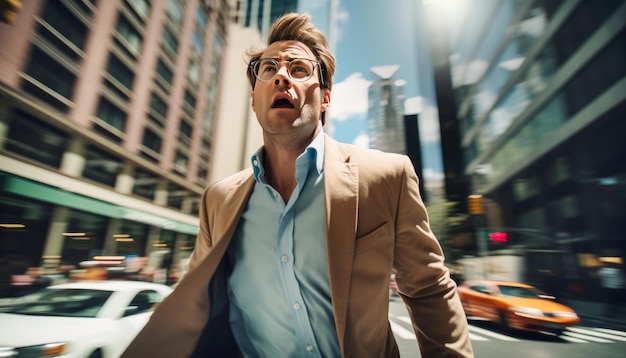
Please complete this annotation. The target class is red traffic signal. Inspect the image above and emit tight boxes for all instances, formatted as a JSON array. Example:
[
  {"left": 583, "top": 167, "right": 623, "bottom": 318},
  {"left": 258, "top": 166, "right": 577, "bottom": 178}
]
[{"left": 489, "top": 231, "right": 508, "bottom": 243}]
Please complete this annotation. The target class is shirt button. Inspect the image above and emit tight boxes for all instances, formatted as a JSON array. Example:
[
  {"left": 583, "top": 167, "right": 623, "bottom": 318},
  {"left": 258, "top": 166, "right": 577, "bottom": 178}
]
[
  {"left": 306, "top": 345, "right": 313, "bottom": 351},
  {"left": 281, "top": 255, "right": 288, "bottom": 262},
  {"left": 293, "top": 302, "right": 300, "bottom": 310},
  {"left": 253, "top": 159, "right": 258, "bottom": 166}
]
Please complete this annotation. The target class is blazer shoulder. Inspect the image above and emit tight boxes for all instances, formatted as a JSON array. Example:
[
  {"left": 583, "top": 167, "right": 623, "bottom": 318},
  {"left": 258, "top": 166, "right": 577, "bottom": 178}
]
[
  {"left": 205, "top": 167, "right": 254, "bottom": 196},
  {"left": 326, "top": 134, "right": 406, "bottom": 165},
  {"left": 337, "top": 141, "right": 408, "bottom": 171}
]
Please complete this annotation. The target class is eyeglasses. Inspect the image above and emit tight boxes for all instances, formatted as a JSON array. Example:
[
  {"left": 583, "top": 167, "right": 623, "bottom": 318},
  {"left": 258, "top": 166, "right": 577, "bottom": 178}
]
[{"left": 249, "top": 58, "right": 323, "bottom": 85}]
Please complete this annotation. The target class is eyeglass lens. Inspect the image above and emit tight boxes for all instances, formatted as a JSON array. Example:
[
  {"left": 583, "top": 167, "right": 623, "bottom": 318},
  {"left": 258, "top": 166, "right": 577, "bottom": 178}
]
[{"left": 254, "top": 59, "right": 316, "bottom": 82}]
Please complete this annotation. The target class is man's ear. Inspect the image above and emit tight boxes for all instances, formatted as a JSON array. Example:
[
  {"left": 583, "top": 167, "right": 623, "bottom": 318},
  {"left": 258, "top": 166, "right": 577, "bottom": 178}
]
[
  {"left": 251, "top": 91, "right": 255, "bottom": 109},
  {"left": 320, "top": 89, "right": 331, "bottom": 112}
]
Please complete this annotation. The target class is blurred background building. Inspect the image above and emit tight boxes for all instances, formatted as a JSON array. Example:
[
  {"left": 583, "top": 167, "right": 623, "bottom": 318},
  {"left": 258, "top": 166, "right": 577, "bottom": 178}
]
[
  {"left": 420, "top": 0, "right": 626, "bottom": 297},
  {"left": 1, "top": 0, "right": 624, "bottom": 304},
  {"left": 367, "top": 64, "right": 407, "bottom": 155},
  {"left": 0, "top": 0, "right": 234, "bottom": 274}
]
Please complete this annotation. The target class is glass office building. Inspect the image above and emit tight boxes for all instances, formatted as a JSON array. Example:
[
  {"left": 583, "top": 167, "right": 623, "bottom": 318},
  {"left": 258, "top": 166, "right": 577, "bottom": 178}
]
[{"left": 426, "top": 0, "right": 625, "bottom": 295}]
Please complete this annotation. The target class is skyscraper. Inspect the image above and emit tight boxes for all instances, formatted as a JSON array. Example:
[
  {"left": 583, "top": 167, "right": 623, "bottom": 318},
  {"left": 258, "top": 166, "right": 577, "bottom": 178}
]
[{"left": 367, "top": 65, "right": 407, "bottom": 154}]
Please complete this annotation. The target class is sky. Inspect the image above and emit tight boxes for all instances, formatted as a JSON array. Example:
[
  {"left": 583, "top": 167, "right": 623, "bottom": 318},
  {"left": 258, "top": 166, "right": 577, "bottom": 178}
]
[{"left": 306, "top": 0, "right": 445, "bottom": 183}]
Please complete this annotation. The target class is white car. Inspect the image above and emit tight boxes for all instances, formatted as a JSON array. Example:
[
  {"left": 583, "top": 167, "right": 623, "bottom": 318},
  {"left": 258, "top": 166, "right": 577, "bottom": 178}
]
[{"left": 0, "top": 280, "right": 173, "bottom": 358}]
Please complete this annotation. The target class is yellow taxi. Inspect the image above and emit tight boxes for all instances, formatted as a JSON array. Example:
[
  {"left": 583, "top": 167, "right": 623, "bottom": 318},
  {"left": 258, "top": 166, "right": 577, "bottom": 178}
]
[{"left": 457, "top": 279, "right": 580, "bottom": 335}]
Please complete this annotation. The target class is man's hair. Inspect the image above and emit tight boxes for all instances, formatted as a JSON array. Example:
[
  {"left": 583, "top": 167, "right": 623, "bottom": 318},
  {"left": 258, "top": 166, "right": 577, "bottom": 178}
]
[{"left": 246, "top": 13, "right": 336, "bottom": 93}]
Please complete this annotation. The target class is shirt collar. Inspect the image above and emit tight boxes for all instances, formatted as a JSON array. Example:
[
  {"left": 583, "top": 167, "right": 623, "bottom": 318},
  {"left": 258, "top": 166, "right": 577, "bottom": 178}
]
[{"left": 251, "top": 130, "right": 325, "bottom": 183}]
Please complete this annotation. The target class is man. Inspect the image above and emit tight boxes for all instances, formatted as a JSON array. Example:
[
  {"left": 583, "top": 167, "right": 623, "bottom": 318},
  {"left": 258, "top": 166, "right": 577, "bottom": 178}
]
[{"left": 121, "top": 13, "right": 473, "bottom": 358}]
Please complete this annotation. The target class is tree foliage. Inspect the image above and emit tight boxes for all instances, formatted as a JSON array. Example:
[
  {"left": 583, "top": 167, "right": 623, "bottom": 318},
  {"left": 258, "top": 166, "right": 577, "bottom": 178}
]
[{"left": 425, "top": 195, "right": 471, "bottom": 261}]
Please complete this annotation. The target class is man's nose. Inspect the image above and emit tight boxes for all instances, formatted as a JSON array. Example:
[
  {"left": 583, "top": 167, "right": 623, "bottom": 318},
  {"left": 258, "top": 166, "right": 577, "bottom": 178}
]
[{"left": 273, "top": 66, "right": 292, "bottom": 87}]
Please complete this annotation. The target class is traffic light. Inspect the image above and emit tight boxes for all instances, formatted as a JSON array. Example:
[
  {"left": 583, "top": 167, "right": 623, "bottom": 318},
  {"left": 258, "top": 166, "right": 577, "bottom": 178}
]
[
  {"left": 467, "top": 194, "right": 484, "bottom": 215},
  {"left": 0, "top": 0, "right": 21, "bottom": 24},
  {"left": 489, "top": 231, "right": 508, "bottom": 243}
]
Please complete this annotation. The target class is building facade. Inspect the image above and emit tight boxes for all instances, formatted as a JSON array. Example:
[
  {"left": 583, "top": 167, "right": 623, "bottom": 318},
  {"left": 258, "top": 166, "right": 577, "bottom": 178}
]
[
  {"left": 0, "top": 0, "right": 232, "bottom": 276},
  {"left": 424, "top": 0, "right": 626, "bottom": 296}
]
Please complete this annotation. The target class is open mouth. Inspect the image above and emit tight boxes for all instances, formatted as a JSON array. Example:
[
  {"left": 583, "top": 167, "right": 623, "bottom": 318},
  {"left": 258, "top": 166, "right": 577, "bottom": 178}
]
[{"left": 271, "top": 97, "right": 295, "bottom": 108}]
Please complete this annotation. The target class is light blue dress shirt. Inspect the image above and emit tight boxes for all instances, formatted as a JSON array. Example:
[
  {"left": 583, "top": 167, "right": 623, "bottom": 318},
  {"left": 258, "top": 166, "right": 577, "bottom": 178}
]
[{"left": 226, "top": 132, "right": 341, "bottom": 358}]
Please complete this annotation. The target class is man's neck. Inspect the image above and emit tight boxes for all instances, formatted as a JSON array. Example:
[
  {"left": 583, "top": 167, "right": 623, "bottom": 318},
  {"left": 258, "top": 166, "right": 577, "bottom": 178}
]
[{"left": 267, "top": 133, "right": 321, "bottom": 200}]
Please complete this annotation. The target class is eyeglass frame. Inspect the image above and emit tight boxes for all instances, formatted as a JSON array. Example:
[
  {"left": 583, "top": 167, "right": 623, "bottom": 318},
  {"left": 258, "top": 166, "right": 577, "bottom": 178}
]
[{"left": 248, "top": 57, "right": 325, "bottom": 87}]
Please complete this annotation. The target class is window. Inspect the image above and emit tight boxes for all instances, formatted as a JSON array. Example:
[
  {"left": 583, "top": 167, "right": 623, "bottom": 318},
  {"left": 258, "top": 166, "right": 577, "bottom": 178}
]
[
  {"left": 192, "top": 32, "right": 203, "bottom": 55},
  {"left": 162, "top": 26, "right": 179, "bottom": 55},
  {"left": 83, "top": 146, "right": 120, "bottom": 187},
  {"left": 156, "top": 58, "right": 173, "bottom": 84},
  {"left": 195, "top": 6, "right": 207, "bottom": 29},
  {"left": 179, "top": 120, "right": 192, "bottom": 139},
  {"left": 184, "top": 89, "right": 196, "bottom": 108},
  {"left": 23, "top": 47, "right": 76, "bottom": 108},
  {"left": 167, "top": 0, "right": 184, "bottom": 25},
  {"left": 63, "top": 210, "right": 109, "bottom": 264},
  {"left": 4, "top": 111, "right": 67, "bottom": 168},
  {"left": 39, "top": 1, "right": 88, "bottom": 51},
  {"left": 124, "top": 290, "right": 161, "bottom": 317},
  {"left": 132, "top": 168, "right": 158, "bottom": 200},
  {"left": 142, "top": 128, "right": 162, "bottom": 153},
  {"left": 115, "top": 15, "right": 142, "bottom": 55},
  {"left": 127, "top": 0, "right": 150, "bottom": 19},
  {"left": 167, "top": 183, "right": 185, "bottom": 209},
  {"left": 149, "top": 92, "right": 168, "bottom": 118},
  {"left": 95, "top": 97, "right": 127, "bottom": 132},
  {"left": 187, "top": 60, "right": 200, "bottom": 85},
  {"left": 174, "top": 151, "right": 188, "bottom": 175},
  {"left": 200, "top": 139, "right": 210, "bottom": 157},
  {"left": 106, "top": 54, "right": 135, "bottom": 91},
  {"left": 116, "top": 220, "right": 149, "bottom": 256}
]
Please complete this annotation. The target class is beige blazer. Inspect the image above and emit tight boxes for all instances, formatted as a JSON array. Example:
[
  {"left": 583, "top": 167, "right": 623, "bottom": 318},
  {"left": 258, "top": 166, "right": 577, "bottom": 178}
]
[{"left": 121, "top": 135, "right": 473, "bottom": 358}]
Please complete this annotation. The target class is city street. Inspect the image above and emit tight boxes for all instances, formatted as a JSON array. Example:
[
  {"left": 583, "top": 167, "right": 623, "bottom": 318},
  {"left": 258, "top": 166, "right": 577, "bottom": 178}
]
[{"left": 389, "top": 298, "right": 626, "bottom": 357}]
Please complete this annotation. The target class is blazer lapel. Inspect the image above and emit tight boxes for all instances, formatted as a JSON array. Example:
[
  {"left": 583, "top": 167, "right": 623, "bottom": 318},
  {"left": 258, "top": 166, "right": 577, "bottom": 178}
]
[
  {"left": 122, "top": 171, "right": 255, "bottom": 358},
  {"left": 323, "top": 135, "right": 358, "bottom": 347}
]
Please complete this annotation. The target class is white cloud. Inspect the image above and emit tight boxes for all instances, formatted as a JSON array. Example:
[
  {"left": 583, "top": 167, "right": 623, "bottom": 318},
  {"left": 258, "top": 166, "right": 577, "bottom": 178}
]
[
  {"left": 327, "top": 72, "right": 372, "bottom": 122},
  {"left": 420, "top": 106, "right": 441, "bottom": 144},
  {"left": 404, "top": 96, "right": 440, "bottom": 144},
  {"left": 422, "top": 168, "right": 444, "bottom": 183},
  {"left": 404, "top": 96, "right": 423, "bottom": 115},
  {"left": 353, "top": 133, "right": 369, "bottom": 148},
  {"left": 336, "top": 8, "right": 349, "bottom": 23}
]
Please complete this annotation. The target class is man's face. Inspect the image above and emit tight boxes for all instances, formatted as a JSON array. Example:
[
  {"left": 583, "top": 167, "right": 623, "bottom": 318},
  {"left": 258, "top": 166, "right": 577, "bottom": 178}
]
[{"left": 251, "top": 40, "right": 330, "bottom": 137}]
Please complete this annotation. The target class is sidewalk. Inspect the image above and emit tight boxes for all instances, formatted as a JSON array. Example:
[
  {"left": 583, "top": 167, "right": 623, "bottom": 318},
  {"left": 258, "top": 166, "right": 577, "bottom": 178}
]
[{"left": 563, "top": 298, "right": 626, "bottom": 331}]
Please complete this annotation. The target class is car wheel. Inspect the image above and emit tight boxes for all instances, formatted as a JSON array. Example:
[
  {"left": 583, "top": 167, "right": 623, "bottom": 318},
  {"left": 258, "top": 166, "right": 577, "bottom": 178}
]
[
  {"left": 87, "top": 349, "right": 103, "bottom": 358},
  {"left": 498, "top": 310, "right": 510, "bottom": 332}
]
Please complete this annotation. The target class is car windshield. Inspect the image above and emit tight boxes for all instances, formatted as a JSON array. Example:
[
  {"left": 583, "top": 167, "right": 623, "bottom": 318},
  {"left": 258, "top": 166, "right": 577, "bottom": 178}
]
[
  {"left": 498, "top": 285, "right": 543, "bottom": 298},
  {"left": 0, "top": 288, "right": 113, "bottom": 318}
]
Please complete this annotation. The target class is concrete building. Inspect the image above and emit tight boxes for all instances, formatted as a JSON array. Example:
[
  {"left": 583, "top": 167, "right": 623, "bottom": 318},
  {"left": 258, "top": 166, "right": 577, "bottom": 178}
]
[{"left": 0, "top": 0, "right": 232, "bottom": 273}]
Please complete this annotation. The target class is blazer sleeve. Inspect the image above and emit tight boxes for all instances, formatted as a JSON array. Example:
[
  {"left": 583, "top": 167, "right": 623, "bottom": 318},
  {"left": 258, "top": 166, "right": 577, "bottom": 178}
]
[
  {"left": 394, "top": 156, "right": 474, "bottom": 357},
  {"left": 186, "top": 188, "right": 213, "bottom": 274}
]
